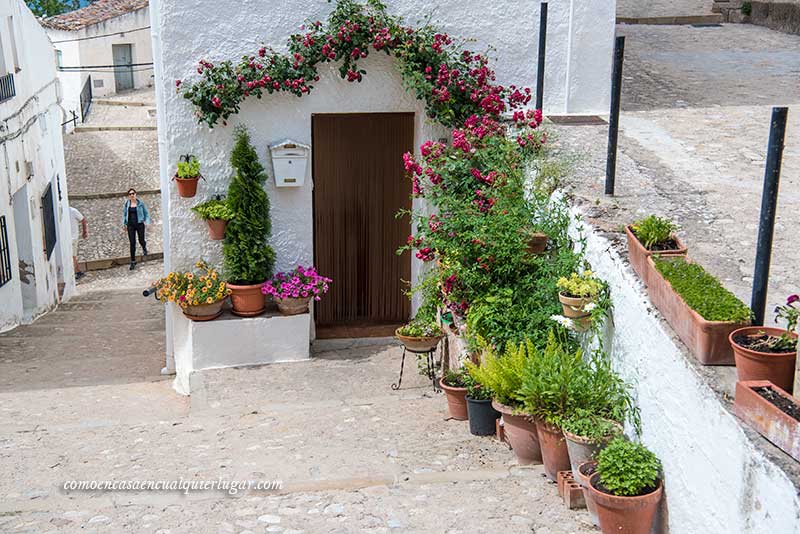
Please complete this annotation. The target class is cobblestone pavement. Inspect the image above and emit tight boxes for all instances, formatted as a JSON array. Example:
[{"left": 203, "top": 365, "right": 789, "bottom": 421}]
[{"left": 617, "top": 0, "right": 713, "bottom": 18}]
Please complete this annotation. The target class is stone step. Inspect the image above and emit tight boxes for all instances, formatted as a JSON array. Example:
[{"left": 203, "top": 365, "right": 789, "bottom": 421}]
[
  {"left": 94, "top": 99, "right": 152, "bottom": 107},
  {"left": 616, "top": 14, "right": 723, "bottom": 25},
  {"left": 74, "top": 125, "right": 157, "bottom": 132}
]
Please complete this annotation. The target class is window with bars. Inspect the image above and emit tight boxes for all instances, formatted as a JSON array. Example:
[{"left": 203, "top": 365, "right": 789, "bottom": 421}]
[{"left": 0, "top": 215, "right": 11, "bottom": 288}]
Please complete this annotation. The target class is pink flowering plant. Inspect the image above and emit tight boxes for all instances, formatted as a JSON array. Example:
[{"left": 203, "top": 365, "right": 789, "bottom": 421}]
[
  {"left": 773, "top": 294, "right": 800, "bottom": 351},
  {"left": 177, "top": 0, "right": 531, "bottom": 128},
  {"left": 261, "top": 266, "right": 332, "bottom": 301}
]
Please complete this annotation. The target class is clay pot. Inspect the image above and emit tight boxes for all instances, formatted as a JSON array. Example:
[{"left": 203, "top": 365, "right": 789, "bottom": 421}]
[
  {"left": 227, "top": 282, "right": 266, "bottom": 317},
  {"left": 576, "top": 461, "right": 600, "bottom": 527},
  {"left": 440, "top": 379, "right": 468, "bottom": 420},
  {"left": 524, "top": 231, "right": 548, "bottom": 255},
  {"left": 174, "top": 175, "right": 200, "bottom": 198},
  {"left": 276, "top": 296, "right": 311, "bottom": 316},
  {"left": 625, "top": 225, "right": 687, "bottom": 288},
  {"left": 558, "top": 292, "right": 592, "bottom": 319},
  {"left": 535, "top": 419, "right": 571, "bottom": 481},
  {"left": 182, "top": 300, "right": 224, "bottom": 322},
  {"left": 466, "top": 397, "right": 499, "bottom": 436},
  {"left": 492, "top": 401, "right": 542, "bottom": 465},
  {"left": 730, "top": 326, "right": 798, "bottom": 393},
  {"left": 395, "top": 330, "right": 442, "bottom": 352},
  {"left": 206, "top": 219, "right": 227, "bottom": 240},
  {"left": 588, "top": 473, "right": 663, "bottom": 534},
  {"left": 564, "top": 423, "right": 621, "bottom": 480}
]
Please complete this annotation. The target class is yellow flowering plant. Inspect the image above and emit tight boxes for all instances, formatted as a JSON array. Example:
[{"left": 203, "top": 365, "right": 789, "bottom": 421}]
[
  {"left": 153, "top": 261, "right": 231, "bottom": 308},
  {"left": 557, "top": 270, "right": 602, "bottom": 299}
]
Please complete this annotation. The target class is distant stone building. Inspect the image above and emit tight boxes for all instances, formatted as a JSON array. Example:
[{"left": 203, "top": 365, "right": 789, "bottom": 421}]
[
  {"left": 41, "top": 0, "right": 152, "bottom": 130},
  {"left": 0, "top": 0, "right": 74, "bottom": 332}
]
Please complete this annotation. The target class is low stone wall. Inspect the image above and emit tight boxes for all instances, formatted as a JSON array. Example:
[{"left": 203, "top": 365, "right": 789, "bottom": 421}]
[
  {"left": 714, "top": 0, "right": 800, "bottom": 34},
  {"left": 573, "top": 209, "right": 800, "bottom": 533}
]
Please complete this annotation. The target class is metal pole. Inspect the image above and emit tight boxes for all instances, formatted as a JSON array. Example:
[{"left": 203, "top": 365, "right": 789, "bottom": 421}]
[
  {"left": 535, "top": 2, "right": 548, "bottom": 111},
  {"left": 605, "top": 36, "right": 625, "bottom": 196},
  {"left": 751, "top": 107, "right": 788, "bottom": 326}
]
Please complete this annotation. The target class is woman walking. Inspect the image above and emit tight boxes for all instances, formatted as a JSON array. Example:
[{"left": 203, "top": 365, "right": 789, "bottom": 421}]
[{"left": 122, "top": 188, "right": 150, "bottom": 270}]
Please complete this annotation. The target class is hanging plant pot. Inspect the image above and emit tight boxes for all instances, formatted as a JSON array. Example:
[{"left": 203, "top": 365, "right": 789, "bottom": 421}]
[
  {"left": 522, "top": 230, "right": 548, "bottom": 255},
  {"left": 466, "top": 397, "right": 499, "bottom": 436},
  {"left": 558, "top": 292, "right": 593, "bottom": 319},
  {"left": 492, "top": 401, "right": 542, "bottom": 465},
  {"left": 276, "top": 296, "right": 312, "bottom": 316},
  {"left": 588, "top": 473, "right": 663, "bottom": 534},
  {"left": 535, "top": 419, "right": 571, "bottom": 481},
  {"left": 730, "top": 326, "right": 798, "bottom": 393},
  {"left": 174, "top": 175, "right": 202, "bottom": 198},
  {"left": 440, "top": 379, "right": 468, "bottom": 420},
  {"left": 227, "top": 281, "right": 266, "bottom": 317},
  {"left": 206, "top": 219, "right": 228, "bottom": 240},
  {"left": 182, "top": 300, "right": 225, "bottom": 322},
  {"left": 395, "top": 330, "right": 442, "bottom": 352}
]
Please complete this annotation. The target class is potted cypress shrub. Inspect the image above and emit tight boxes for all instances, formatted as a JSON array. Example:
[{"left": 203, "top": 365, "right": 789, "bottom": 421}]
[
  {"left": 625, "top": 215, "right": 687, "bottom": 287},
  {"left": 466, "top": 340, "right": 542, "bottom": 465},
  {"left": 192, "top": 198, "right": 234, "bottom": 240},
  {"left": 174, "top": 154, "right": 203, "bottom": 198},
  {"left": 224, "top": 126, "right": 276, "bottom": 316},
  {"left": 729, "top": 294, "right": 799, "bottom": 392},
  {"left": 440, "top": 368, "right": 469, "bottom": 421},
  {"left": 588, "top": 438, "right": 663, "bottom": 534},
  {"left": 463, "top": 371, "right": 499, "bottom": 436}
]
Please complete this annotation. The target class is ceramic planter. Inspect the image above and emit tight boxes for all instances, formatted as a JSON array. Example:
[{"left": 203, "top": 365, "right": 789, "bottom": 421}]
[
  {"left": 734, "top": 380, "right": 800, "bottom": 462},
  {"left": 646, "top": 256, "right": 750, "bottom": 365},
  {"left": 564, "top": 423, "right": 621, "bottom": 481},
  {"left": 174, "top": 175, "right": 200, "bottom": 198},
  {"left": 535, "top": 419, "right": 571, "bottom": 481},
  {"left": 395, "top": 330, "right": 442, "bottom": 352},
  {"left": 492, "top": 401, "right": 542, "bottom": 465},
  {"left": 625, "top": 225, "right": 687, "bottom": 288},
  {"left": 588, "top": 473, "right": 662, "bottom": 534},
  {"left": 730, "top": 327, "right": 797, "bottom": 393},
  {"left": 576, "top": 461, "right": 600, "bottom": 527},
  {"left": 440, "top": 379, "right": 468, "bottom": 420},
  {"left": 227, "top": 281, "right": 266, "bottom": 317},
  {"left": 276, "top": 296, "right": 311, "bottom": 316},
  {"left": 206, "top": 219, "right": 227, "bottom": 240},
  {"left": 524, "top": 231, "right": 548, "bottom": 255},
  {"left": 182, "top": 300, "right": 224, "bottom": 321},
  {"left": 466, "top": 397, "right": 499, "bottom": 436}
]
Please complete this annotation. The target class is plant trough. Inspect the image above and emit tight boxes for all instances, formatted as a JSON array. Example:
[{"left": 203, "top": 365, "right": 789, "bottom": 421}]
[
  {"left": 625, "top": 224, "right": 687, "bottom": 288},
  {"left": 734, "top": 380, "right": 800, "bottom": 462}
]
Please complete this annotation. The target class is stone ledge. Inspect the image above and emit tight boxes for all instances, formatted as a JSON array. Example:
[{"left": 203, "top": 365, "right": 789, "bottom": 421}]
[{"left": 616, "top": 14, "right": 724, "bottom": 24}]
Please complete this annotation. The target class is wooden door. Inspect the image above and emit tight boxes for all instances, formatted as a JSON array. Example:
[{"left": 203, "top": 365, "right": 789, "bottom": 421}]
[
  {"left": 112, "top": 44, "right": 134, "bottom": 92},
  {"left": 313, "top": 113, "right": 414, "bottom": 338}
]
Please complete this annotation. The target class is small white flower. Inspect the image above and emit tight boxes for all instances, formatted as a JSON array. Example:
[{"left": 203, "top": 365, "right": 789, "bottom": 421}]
[
  {"left": 583, "top": 302, "right": 597, "bottom": 312},
  {"left": 550, "top": 314, "right": 575, "bottom": 330}
]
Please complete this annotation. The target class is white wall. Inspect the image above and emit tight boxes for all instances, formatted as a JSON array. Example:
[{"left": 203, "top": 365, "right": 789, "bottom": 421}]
[{"left": 0, "top": 0, "right": 74, "bottom": 332}]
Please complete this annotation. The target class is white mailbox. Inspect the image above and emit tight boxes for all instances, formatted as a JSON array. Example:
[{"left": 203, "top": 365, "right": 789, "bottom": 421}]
[{"left": 269, "top": 139, "right": 310, "bottom": 188}]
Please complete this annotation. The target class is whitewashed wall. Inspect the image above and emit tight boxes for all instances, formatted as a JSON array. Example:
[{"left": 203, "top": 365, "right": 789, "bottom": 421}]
[{"left": 0, "top": 0, "right": 74, "bottom": 332}]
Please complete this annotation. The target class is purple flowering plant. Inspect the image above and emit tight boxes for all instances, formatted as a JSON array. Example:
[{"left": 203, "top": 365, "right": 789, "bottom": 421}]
[
  {"left": 261, "top": 265, "right": 332, "bottom": 301},
  {"left": 773, "top": 294, "right": 800, "bottom": 350}
]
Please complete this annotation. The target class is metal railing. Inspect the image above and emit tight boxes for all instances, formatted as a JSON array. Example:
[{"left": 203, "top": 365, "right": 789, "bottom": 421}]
[
  {"left": 0, "top": 72, "right": 15, "bottom": 103},
  {"left": 79, "top": 75, "right": 92, "bottom": 122}
]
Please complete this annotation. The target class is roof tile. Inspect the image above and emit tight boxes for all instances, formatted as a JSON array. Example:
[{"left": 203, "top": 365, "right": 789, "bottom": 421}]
[{"left": 41, "top": 0, "right": 149, "bottom": 31}]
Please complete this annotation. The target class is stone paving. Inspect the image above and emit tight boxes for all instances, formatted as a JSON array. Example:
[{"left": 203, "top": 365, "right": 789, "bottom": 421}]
[{"left": 616, "top": 0, "right": 713, "bottom": 18}]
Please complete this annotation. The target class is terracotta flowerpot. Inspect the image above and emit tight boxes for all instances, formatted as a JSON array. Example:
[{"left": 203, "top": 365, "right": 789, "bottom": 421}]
[
  {"left": 395, "top": 329, "right": 442, "bottom": 352},
  {"left": 206, "top": 219, "right": 227, "bottom": 240},
  {"left": 174, "top": 175, "right": 200, "bottom": 198},
  {"left": 564, "top": 422, "right": 621, "bottom": 480},
  {"left": 734, "top": 380, "right": 800, "bottom": 462},
  {"left": 589, "top": 473, "right": 662, "bottom": 534},
  {"left": 524, "top": 231, "right": 548, "bottom": 255},
  {"left": 576, "top": 461, "right": 600, "bottom": 527},
  {"left": 492, "top": 401, "right": 542, "bottom": 465},
  {"left": 182, "top": 300, "right": 224, "bottom": 321},
  {"left": 535, "top": 419, "right": 571, "bottom": 481},
  {"left": 227, "top": 281, "right": 266, "bottom": 317},
  {"left": 646, "top": 256, "right": 750, "bottom": 365},
  {"left": 466, "top": 397, "right": 500, "bottom": 436},
  {"left": 730, "top": 327, "right": 797, "bottom": 393},
  {"left": 625, "top": 225, "right": 687, "bottom": 288},
  {"left": 440, "top": 379, "right": 468, "bottom": 420},
  {"left": 276, "top": 296, "right": 311, "bottom": 316},
  {"left": 558, "top": 292, "right": 592, "bottom": 319}
]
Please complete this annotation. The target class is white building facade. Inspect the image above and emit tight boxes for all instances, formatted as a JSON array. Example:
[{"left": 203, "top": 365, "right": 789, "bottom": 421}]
[
  {"left": 42, "top": 0, "right": 152, "bottom": 130},
  {"left": 0, "top": 0, "right": 74, "bottom": 332}
]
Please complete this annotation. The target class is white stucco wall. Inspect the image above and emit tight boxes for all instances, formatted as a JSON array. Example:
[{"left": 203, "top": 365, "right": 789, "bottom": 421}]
[
  {"left": 572, "top": 208, "right": 800, "bottom": 533},
  {"left": 0, "top": 0, "right": 74, "bottom": 332}
]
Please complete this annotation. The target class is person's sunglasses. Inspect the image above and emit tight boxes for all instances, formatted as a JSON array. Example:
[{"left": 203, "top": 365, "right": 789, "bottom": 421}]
[{"left": 128, "top": 193, "right": 136, "bottom": 196}]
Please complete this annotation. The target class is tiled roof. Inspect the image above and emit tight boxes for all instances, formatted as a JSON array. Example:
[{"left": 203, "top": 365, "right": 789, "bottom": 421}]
[{"left": 41, "top": 0, "right": 149, "bottom": 31}]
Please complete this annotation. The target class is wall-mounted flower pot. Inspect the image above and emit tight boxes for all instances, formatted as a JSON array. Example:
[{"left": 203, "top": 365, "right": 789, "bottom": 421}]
[
  {"left": 276, "top": 296, "right": 311, "bottom": 316},
  {"left": 588, "top": 473, "right": 662, "bottom": 534},
  {"left": 564, "top": 422, "right": 621, "bottom": 481},
  {"left": 524, "top": 231, "right": 548, "bottom": 255},
  {"left": 227, "top": 282, "right": 266, "bottom": 317},
  {"left": 625, "top": 225, "right": 687, "bottom": 287},
  {"left": 535, "top": 419, "right": 571, "bottom": 481},
  {"left": 174, "top": 175, "right": 200, "bottom": 198},
  {"left": 576, "top": 461, "right": 600, "bottom": 527},
  {"left": 395, "top": 330, "right": 442, "bottom": 352},
  {"left": 206, "top": 219, "right": 227, "bottom": 240},
  {"left": 558, "top": 292, "right": 592, "bottom": 319},
  {"left": 646, "top": 256, "right": 750, "bottom": 365},
  {"left": 492, "top": 401, "right": 542, "bottom": 465},
  {"left": 734, "top": 380, "right": 800, "bottom": 462},
  {"left": 466, "top": 397, "right": 499, "bottom": 436},
  {"left": 182, "top": 300, "right": 224, "bottom": 321},
  {"left": 730, "top": 327, "right": 797, "bottom": 393},
  {"left": 440, "top": 379, "right": 468, "bottom": 420}
]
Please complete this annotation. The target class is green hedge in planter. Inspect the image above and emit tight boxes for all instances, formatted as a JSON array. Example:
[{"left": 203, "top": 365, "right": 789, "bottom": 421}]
[{"left": 653, "top": 256, "right": 751, "bottom": 323}]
